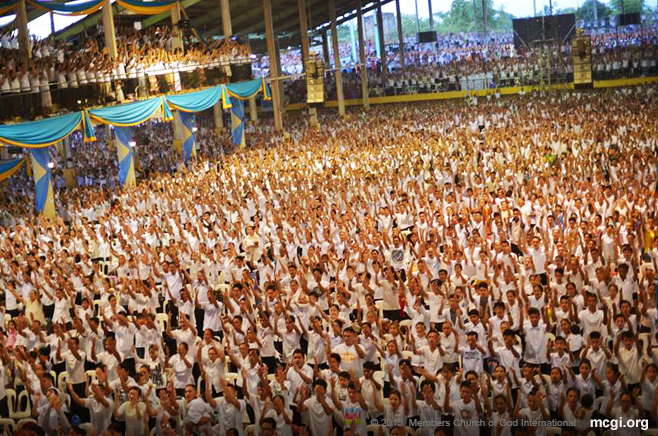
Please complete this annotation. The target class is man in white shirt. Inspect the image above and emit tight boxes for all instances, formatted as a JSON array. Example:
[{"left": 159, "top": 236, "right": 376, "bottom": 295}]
[
  {"left": 57, "top": 337, "right": 88, "bottom": 421},
  {"left": 297, "top": 378, "right": 334, "bottom": 436},
  {"left": 329, "top": 327, "right": 367, "bottom": 378}
]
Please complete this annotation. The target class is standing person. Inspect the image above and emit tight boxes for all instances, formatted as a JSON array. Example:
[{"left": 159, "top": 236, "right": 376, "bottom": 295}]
[
  {"left": 297, "top": 378, "right": 334, "bottom": 436},
  {"left": 113, "top": 387, "right": 149, "bottom": 436},
  {"left": 57, "top": 337, "right": 89, "bottom": 422}
]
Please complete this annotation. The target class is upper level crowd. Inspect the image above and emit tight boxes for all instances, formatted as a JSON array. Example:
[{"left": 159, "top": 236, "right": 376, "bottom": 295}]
[
  {"left": 282, "top": 27, "right": 658, "bottom": 102},
  {"left": 0, "top": 85, "right": 657, "bottom": 436},
  {"left": 0, "top": 25, "right": 251, "bottom": 120}
]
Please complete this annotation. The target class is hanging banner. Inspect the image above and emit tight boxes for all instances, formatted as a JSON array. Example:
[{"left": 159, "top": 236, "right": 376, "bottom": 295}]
[
  {"left": 89, "top": 97, "right": 172, "bottom": 126},
  {"left": 115, "top": 126, "right": 136, "bottom": 188},
  {"left": 0, "top": 112, "right": 94, "bottom": 147},
  {"left": 26, "top": 0, "right": 105, "bottom": 15},
  {"left": 230, "top": 97, "right": 245, "bottom": 148},
  {"left": 0, "top": 158, "right": 27, "bottom": 182},
  {"left": 115, "top": 0, "right": 178, "bottom": 15},
  {"left": 167, "top": 85, "right": 223, "bottom": 113},
  {"left": 28, "top": 148, "right": 56, "bottom": 219},
  {"left": 179, "top": 111, "right": 196, "bottom": 168}
]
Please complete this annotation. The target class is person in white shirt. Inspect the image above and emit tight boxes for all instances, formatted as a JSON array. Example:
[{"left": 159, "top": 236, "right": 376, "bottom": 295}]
[
  {"left": 206, "top": 378, "right": 247, "bottom": 436},
  {"left": 297, "top": 378, "right": 334, "bottom": 436},
  {"left": 57, "top": 337, "right": 88, "bottom": 421}
]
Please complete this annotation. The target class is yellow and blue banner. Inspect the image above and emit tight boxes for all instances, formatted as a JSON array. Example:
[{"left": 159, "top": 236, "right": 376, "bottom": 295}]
[
  {"left": 28, "top": 148, "right": 56, "bottom": 219},
  {"left": 116, "top": 0, "right": 178, "bottom": 14},
  {"left": 0, "top": 158, "right": 27, "bottom": 182},
  {"left": 89, "top": 97, "right": 172, "bottom": 126},
  {"left": 221, "top": 78, "right": 271, "bottom": 110},
  {"left": 26, "top": 0, "right": 105, "bottom": 15},
  {"left": 230, "top": 97, "right": 245, "bottom": 148},
  {"left": 115, "top": 127, "right": 136, "bottom": 188},
  {"left": 179, "top": 112, "right": 196, "bottom": 168},
  {"left": 0, "top": 112, "right": 94, "bottom": 148},
  {"left": 23, "top": 0, "right": 178, "bottom": 16},
  {"left": 168, "top": 86, "right": 224, "bottom": 113}
]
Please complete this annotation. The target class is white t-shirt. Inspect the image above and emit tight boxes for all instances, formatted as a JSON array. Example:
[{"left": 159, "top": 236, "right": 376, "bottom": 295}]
[
  {"left": 452, "top": 399, "right": 480, "bottom": 436},
  {"left": 214, "top": 397, "right": 246, "bottom": 436},
  {"left": 64, "top": 350, "right": 86, "bottom": 384},
  {"left": 332, "top": 343, "right": 364, "bottom": 378},
  {"left": 84, "top": 397, "right": 114, "bottom": 432},
  {"left": 116, "top": 402, "right": 147, "bottom": 436},
  {"left": 303, "top": 396, "right": 333, "bottom": 436}
]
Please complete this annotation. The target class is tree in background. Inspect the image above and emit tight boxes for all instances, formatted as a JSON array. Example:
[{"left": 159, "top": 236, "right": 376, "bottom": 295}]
[{"left": 559, "top": 0, "right": 653, "bottom": 22}]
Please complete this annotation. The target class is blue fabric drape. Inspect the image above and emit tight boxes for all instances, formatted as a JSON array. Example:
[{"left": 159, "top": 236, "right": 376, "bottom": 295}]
[
  {"left": 27, "top": 0, "right": 105, "bottom": 15},
  {"left": 0, "top": 112, "right": 85, "bottom": 147},
  {"left": 230, "top": 97, "right": 245, "bottom": 148},
  {"left": 0, "top": 79, "right": 267, "bottom": 150},
  {"left": 226, "top": 79, "right": 265, "bottom": 99},
  {"left": 179, "top": 112, "right": 196, "bottom": 168},
  {"left": 222, "top": 78, "right": 271, "bottom": 109},
  {"left": 28, "top": 148, "right": 53, "bottom": 215},
  {"left": 89, "top": 97, "right": 172, "bottom": 126},
  {"left": 0, "top": 158, "right": 26, "bottom": 182},
  {"left": 167, "top": 86, "right": 223, "bottom": 113},
  {"left": 115, "top": 127, "right": 136, "bottom": 188}
]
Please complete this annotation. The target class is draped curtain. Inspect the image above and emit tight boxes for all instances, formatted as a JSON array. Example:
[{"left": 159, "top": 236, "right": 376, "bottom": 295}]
[
  {"left": 115, "top": 127, "right": 136, "bottom": 188},
  {"left": 230, "top": 97, "right": 245, "bottom": 148}
]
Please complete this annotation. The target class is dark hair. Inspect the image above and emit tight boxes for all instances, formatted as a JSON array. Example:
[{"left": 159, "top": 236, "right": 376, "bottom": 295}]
[
  {"left": 312, "top": 379, "right": 328, "bottom": 390},
  {"left": 261, "top": 417, "right": 277, "bottom": 430}
]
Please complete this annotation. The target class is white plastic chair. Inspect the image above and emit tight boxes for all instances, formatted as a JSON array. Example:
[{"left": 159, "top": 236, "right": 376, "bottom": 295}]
[
  {"left": 15, "top": 419, "right": 37, "bottom": 429},
  {"left": 0, "top": 418, "right": 15, "bottom": 436},
  {"left": 546, "top": 427, "right": 561, "bottom": 436},
  {"left": 79, "top": 423, "right": 94, "bottom": 436},
  {"left": 57, "top": 371, "right": 69, "bottom": 393},
  {"left": 224, "top": 372, "right": 239, "bottom": 386}
]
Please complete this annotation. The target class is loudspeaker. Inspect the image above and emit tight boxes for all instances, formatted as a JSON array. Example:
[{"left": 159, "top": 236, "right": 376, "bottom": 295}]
[
  {"left": 617, "top": 13, "right": 640, "bottom": 26},
  {"left": 417, "top": 31, "right": 437, "bottom": 43},
  {"left": 513, "top": 14, "right": 576, "bottom": 50},
  {"left": 571, "top": 35, "right": 592, "bottom": 87},
  {"left": 306, "top": 57, "right": 325, "bottom": 104},
  {"left": 230, "top": 64, "right": 253, "bottom": 83}
]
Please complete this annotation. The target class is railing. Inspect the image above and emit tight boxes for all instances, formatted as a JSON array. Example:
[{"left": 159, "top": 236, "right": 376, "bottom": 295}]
[{"left": 0, "top": 57, "right": 253, "bottom": 122}]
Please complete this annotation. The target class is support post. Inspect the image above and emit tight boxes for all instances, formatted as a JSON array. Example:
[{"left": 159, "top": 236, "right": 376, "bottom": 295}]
[
  {"left": 263, "top": 0, "right": 283, "bottom": 130},
  {"left": 395, "top": 0, "right": 405, "bottom": 71},
  {"left": 249, "top": 97, "right": 258, "bottom": 123},
  {"left": 17, "top": 0, "right": 30, "bottom": 62},
  {"left": 329, "top": 0, "right": 345, "bottom": 117},
  {"left": 101, "top": 0, "right": 118, "bottom": 58},
  {"left": 482, "top": 0, "right": 487, "bottom": 37},
  {"left": 171, "top": 1, "right": 181, "bottom": 36},
  {"left": 322, "top": 30, "right": 331, "bottom": 65},
  {"left": 172, "top": 110, "right": 184, "bottom": 158},
  {"left": 213, "top": 101, "right": 224, "bottom": 134},
  {"left": 428, "top": 0, "right": 434, "bottom": 30},
  {"left": 376, "top": 0, "right": 387, "bottom": 74},
  {"left": 221, "top": 0, "right": 232, "bottom": 37},
  {"left": 357, "top": 0, "right": 369, "bottom": 109},
  {"left": 297, "top": 0, "right": 310, "bottom": 67}
]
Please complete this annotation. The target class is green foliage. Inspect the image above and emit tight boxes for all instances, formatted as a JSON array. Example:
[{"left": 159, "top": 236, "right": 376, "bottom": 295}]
[{"left": 334, "top": 0, "right": 515, "bottom": 47}]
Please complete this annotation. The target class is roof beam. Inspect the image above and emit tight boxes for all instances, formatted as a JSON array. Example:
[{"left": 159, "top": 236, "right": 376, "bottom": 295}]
[{"left": 203, "top": 0, "right": 319, "bottom": 39}]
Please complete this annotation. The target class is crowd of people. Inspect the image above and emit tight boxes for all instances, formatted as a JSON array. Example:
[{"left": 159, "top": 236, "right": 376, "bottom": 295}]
[
  {"left": 0, "top": 24, "right": 251, "bottom": 120},
  {"left": 1, "top": 84, "right": 658, "bottom": 436},
  {"left": 283, "top": 26, "right": 658, "bottom": 103}
]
